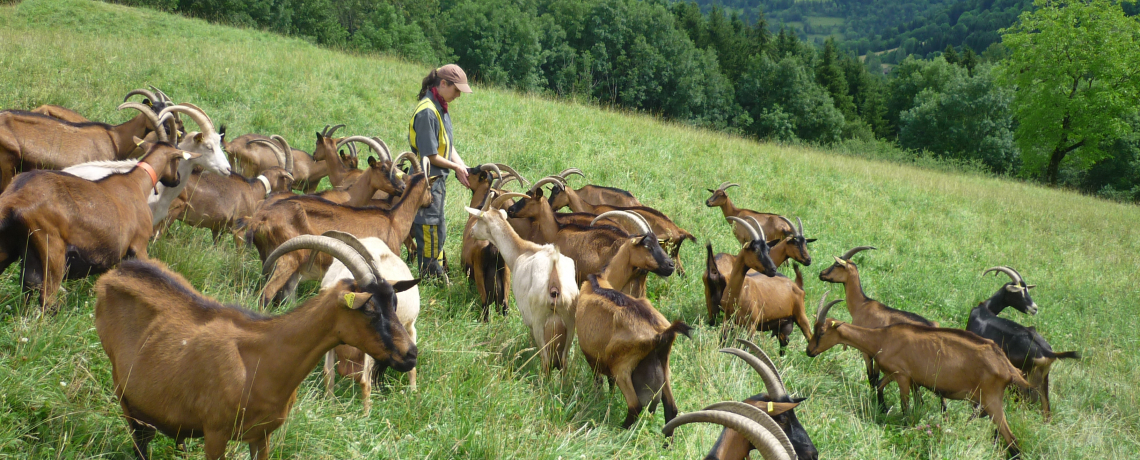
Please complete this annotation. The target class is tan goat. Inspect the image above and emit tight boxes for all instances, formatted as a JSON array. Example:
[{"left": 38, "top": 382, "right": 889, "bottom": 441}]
[
  {"left": 0, "top": 141, "right": 197, "bottom": 310},
  {"left": 95, "top": 236, "right": 417, "bottom": 460},
  {"left": 808, "top": 299, "right": 1030, "bottom": 456},
  {"left": 705, "top": 182, "right": 795, "bottom": 242}
]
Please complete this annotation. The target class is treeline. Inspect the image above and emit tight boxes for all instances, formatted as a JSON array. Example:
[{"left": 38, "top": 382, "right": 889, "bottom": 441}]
[{"left": 104, "top": 0, "right": 1140, "bottom": 202}]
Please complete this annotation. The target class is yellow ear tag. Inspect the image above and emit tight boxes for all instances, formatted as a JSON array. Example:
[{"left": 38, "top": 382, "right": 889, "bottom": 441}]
[
  {"left": 767, "top": 401, "right": 774, "bottom": 413},
  {"left": 830, "top": 320, "right": 837, "bottom": 327},
  {"left": 395, "top": 170, "right": 406, "bottom": 179},
  {"left": 344, "top": 292, "right": 356, "bottom": 307}
]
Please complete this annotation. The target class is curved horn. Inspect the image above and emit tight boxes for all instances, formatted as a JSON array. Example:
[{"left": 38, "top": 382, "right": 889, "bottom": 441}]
[
  {"left": 372, "top": 137, "right": 392, "bottom": 162},
  {"left": 796, "top": 217, "right": 804, "bottom": 237},
  {"left": 118, "top": 102, "right": 168, "bottom": 143},
  {"left": 123, "top": 88, "right": 159, "bottom": 104},
  {"left": 662, "top": 411, "right": 792, "bottom": 460},
  {"left": 1007, "top": 266, "right": 1026, "bottom": 284},
  {"left": 528, "top": 176, "right": 566, "bottom": 196},
  {"left": 983, "top": 266, "right": 1022, "bottom": 285},
  {"left": 249, "top": 139, "right": 287, "bottom": 170},
  {"left": 727, "top": 216, "right": 760, "bottom": 243},
  {"left": 735, "top": 338, "right": 785, "bottom": 388},
  {"left": 325, "top": 124, "right": 345, "bottom": 138},
  {"left": 337, "top": 136, "right": 390, "bottom": 162},
  {"left": 493, "top": 164, "right": 530, "bottom": 186},
  {"left": 262, "top": 235, "right": 377, "bottom": 289},
  {"left": 393, "top": 152, "right": 421, "bottom": 174},
  {"left": 157, "top": 104, "right": 214, "bottom": 136},
  {"left": 591, "top": 211, "right": 649, "bottom": 235},
  {"left": 777, "top": 216, "right": 796, "bottom": 238},
  {"left": 716, "top": 181, "right": 740, "bottom": 192},
  {"left": 627, "top": 211, "right": 654, "bottom": 236},
  {"left": 746, "top": 216, "right": 767, "bottom": 243},
  {"left": 839, "top": 246, "right": 876, "bottom": 260},
  {"left": 703, "top": 402, "right": 797, "bottom": 460},
  {"left": 149, "top": 85, "right": 172, "bottom": 103},
  {"left": 490, "top": 192, "right": 529, "bottom": 211},
  {"left": 719, "top": 348, "right": 786, "bottom": 400},
  {"left": 558, "top": 168, "right": 585, "bottom": 180},
  {"left": 269, "top": 135, "right": 294, "bottom": 173},
  {"left": 815, "top": 290, "right": 843, "bottom": 330},
  {"left": 319, "top": 231, "right": 384, "bottom": 282}
]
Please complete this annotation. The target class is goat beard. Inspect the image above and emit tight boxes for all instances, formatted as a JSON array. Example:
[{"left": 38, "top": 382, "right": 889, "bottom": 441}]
[{"left": 158, "top": 172, "right": 181, "bottom": 189}]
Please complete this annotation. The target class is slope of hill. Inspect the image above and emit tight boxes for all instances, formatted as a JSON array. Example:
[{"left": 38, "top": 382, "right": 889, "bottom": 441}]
[{"left": 1, "top": 0, "right": 1137, "bottom": 458}]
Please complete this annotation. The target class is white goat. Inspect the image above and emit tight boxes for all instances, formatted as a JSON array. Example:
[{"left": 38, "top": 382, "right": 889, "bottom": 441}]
[
  {"left": 465, "top": 193, "right": 578, "bottom": 374},
  {"left": 63, "top": 104, "right": 233, "bottom": 226},
  {"left": 319, "top": 233, "right": 420, "bottom": 411}
]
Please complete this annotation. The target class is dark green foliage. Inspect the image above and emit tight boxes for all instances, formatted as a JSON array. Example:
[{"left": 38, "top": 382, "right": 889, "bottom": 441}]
[
  {"left": 738, "top": 54, "right": 844, "bottom": 143},
  {"left": 441, "top": 0, "right": 546, "bottom": 90}
]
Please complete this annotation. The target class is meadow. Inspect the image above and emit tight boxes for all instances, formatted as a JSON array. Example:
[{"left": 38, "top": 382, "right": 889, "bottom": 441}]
[{"left": 1, "top": 0, "right": 1138, "bottom": 458}]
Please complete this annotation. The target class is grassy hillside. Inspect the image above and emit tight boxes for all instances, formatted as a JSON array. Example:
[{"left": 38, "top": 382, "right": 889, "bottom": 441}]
[{"left": 2, "top": 0, "right": 1138, "bottom": 458}]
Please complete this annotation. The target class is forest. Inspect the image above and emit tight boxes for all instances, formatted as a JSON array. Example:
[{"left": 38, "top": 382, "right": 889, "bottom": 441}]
[{"left": 107, "top": 0, "right": 1140, "bottom": 202}]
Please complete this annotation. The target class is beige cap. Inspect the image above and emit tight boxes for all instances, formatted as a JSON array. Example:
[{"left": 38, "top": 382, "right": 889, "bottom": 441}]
[{"left": 437, "top": 64, "right": 472, "bottom": 93}]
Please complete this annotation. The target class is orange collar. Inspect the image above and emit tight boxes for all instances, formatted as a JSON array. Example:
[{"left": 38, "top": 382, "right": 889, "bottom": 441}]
[{"left": 137, "top": 161, "right": 159, "bottom": 189}]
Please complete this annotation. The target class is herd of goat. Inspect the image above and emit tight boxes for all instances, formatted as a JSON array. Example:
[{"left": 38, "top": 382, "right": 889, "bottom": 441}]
[{"left": 0, "top": 87, "right": 1080, "bottom": 459}]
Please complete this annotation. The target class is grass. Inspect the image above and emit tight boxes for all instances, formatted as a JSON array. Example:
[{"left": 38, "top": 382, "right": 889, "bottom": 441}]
[{"left": 2, "top": 0, "right": 1139, "bottom": 458}]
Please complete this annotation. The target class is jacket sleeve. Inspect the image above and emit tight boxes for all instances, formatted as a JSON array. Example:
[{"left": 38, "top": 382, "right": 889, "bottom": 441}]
[{"left": 414, "top": 109, "right": 440, "bottom": 157}]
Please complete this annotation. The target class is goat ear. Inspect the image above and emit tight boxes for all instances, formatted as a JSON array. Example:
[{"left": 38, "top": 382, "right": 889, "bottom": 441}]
[
  {"left": 392, "top": 279, "right": 420, "bottom": 293},
  {"left": 1005, "top": 284, "right": 1024, "bottom": 292},
  {"left": 1027, "top": 284, "right": 1036, "bottom": 289},
  {"left": 316, "top": 131, "right": 323, "bottom": 141},
  {"left": 367, "top": 156, "right": 378, "bottom": 167},
  {"left": 194, "top": 132, "right": 204, "bottom": 143},
  {"left": 834, "top": 256, "right": 848, "bottom": 266},
  {"left": 766, "top": 239, "right": 780, "bottom": 248},
  {"left": 761, "top": 401, "right": 800, "bottom": 416},
  {"left": 180, "top": 151, "right": 202, "bottom": 160},
  {"left": 706, "top": 188, "right": 715, "bottom": 193},
  {"left": 342, "top": 291, "right": 373, "bottom": 309},
  {"left": 806, "top": 238, "right": 818, "bottom": 243},
  {"left": 464, "top": 206, "right": 482, "bottom": 217}
]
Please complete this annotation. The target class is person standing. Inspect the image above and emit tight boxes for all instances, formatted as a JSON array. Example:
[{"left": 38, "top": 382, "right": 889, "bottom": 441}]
[{"left": 409, "top": 64, "right": 472, "bottom": 280}]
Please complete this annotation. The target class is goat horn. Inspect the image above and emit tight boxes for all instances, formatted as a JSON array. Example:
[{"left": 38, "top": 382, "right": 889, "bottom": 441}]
[
  {"left": 118, "top": 102, "right": 168, "bottom": 143},
  {"left": 839, "top": 246, "right": 876, "bottom": 260},
  {"left": 528, "top": 176, "right": 566, "bottom": 196},
  {"left": 591, "top": 211, "right": 648, "bottom": 235},
  {"left": 346, "top": 142, "right": 358, "bottom": 160},
  {"left": 777, "top": 216, "right": 796, "bottom": 238},
  {"left": 727, "top": 216, "right": 760, "bottom": 243},
  {"left": 983, "top": 266, "right": 1022, "bottom": 285},
  {"left": 269, "top": 135, "right": 294, "bottom": 173},
  {"left": 493, "top": 164, "right": 530, "bottom": 186},
  {"left": 393, "top": 152, "right": 421, "bottom": 175},
  {"left": 662, "top": 411, "right": 791, "bottom": 460},
  {"left": 337, "top": 136, "right": 389, "bottom": 163},
  {"left": 325, "top": 124, "right": 345, "bottom": 138},
  {"left": 558, "top": 168, "right": 585, "bottom": 180},
  {"left": 735, "top": 338, "right": 786, "bottom": 388},
  {"left": 816, "top": 289, "right": 844, "bottom": 331},
  {"left": 719, "top": 347, "right": 786, "bottom": 400},
  {"left": 627, "top": 211, "right": 654, "bottom": 236},
  {"left": 796, "top": 217, "right": 804, "bottom": 237},
  {"left": 1008, "top": 266, "right": 1026, "bottom": 284},
  {"left": 745, "top": 216, "right": 767, "bottom": 243},
  {"left": 262, "top": 235, "right": 377, "bottom": 289},
  {"left": 123, "top": 88, "right": 159, "bottom": 104},
  {"left": 319, "top": 231, "right": 385, "bottom": 282},
  {"left": 716, "top": 182, "right": 740, "bottom": 192},
  {"left": 372, "top": 137, "right": 393, "bottom": 162},
  {"left": 157, "top": 104, "right": 214, "bottom": 136},
  {"left": 496, "top": 175, "right": 521, "bottom": 190},
  {"left": 479, "top": 164, "right": 504, "bottom": 189},
  {"left": 249, "top": 139, "right": 287, "bottom": 170},
  {"left": 490, "top": 192, "right": 529, "bottom": 210},
  {"left": 702, "top": 402, "right": 797, "bottom": 460},
  {"left": 149, "top": 85, "right": 172, "bottom": 103}
]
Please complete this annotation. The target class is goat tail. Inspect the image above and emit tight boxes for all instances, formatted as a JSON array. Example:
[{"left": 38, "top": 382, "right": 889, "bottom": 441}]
[
  {"left": 1050, "top": 350, "right": 1081, "bottom": 360},
  {"left": 793, "top": 263, "right": 803, "bottom": 289},
  {"left": 656, "top": 320, "right": 693, "bottom": 351}
]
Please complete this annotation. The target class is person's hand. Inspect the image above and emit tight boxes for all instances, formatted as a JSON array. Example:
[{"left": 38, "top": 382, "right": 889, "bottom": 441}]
[{"left": 455, "top": 167, "right": 471, "bottom": 188}]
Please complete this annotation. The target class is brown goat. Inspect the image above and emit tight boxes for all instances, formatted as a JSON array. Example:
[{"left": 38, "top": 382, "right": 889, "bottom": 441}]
[
  {"left": 95, "top": 236, "right": 417, "bottom": 460},
  {"left": 315, "top": 152, "right": 409, "bottom": 207},
  {"left": 226, "top": 125, "right": 350, "bottom": 193},
  {"left": 808, "top": 299, "right": 1030, "bottom": 456},
  {"left": 546, "top": 168, "right": 642, "bottom": 208},
  {"left": 505, "top": 180, "right": 671, "bottom": 296},
  {"left": 705, "top": 182, "right": 795, "bottom": 242},
  {"left": 244, "top": 168, "right": 434, "bottom": 306},
  {"left": 576, "top": 272, "right": 691, "bottom": 428},
  {"left": 165, "top": 168, "right": 295, "bottom": 241},
  {"left": 703, "top": 217, "right": 808, "bottom": 355},
  {"left": 817, "top": 246, "right": 938, "bottom": 407},
  {"left": 0, "top": 141, "right": 197, "bottom": 309},
  {"left": 323, "top": 136, "right": 389, "bottom": 189},
  {"left": 0, "top": 103, "right": 167, "bottom": 189},
  {"left": 30, "top": 104, "right": 90, "bottom": 124},
  {"left": 546, "top": 177, "right": 695, "bottom": 275},
  {"left": 460, "top": 164, "right": 523, "bottom": 320}
]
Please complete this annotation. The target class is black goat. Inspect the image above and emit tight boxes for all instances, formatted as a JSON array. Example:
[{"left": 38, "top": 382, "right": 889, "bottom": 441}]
[{"left": 967, "top": 266, "right": 1080, "bottom": 419}]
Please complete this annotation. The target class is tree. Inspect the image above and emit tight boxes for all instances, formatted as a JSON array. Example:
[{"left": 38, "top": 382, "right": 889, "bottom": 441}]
[
  {"left": 960, "top": 45, "right": 977, "bottom": 76},
  {"left": 999, "top": 0, "right": 1140, "bottom": 184},
  {"left": 738, "top": 54, "right": 845, "bottom": 143},
  {"left": 899, "top": 64, "right": 1019, "bottom": 173},
  {"left": 943, "top": 44, "right": 959, "bottom": 64},
  {"left": 815, "top": 38, "right": 856, "bottom": 120}
]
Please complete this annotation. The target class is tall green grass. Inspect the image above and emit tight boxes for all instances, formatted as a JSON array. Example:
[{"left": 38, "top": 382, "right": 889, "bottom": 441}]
[{"left": 1, "top": 0, "right": 1138, "bottom": 458}]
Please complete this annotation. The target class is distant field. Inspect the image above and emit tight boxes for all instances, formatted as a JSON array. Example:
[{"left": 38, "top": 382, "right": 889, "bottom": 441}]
[{"left": 1, "top": 0, "right": 1138, "bottom": 458}]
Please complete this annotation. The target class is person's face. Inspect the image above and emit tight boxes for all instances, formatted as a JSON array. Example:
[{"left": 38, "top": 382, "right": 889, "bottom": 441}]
[{"left": 438, "top": 80, "right": 462, "bottom": 103}]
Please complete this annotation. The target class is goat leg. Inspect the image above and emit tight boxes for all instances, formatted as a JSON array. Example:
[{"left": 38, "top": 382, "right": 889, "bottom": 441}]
[
  {"left": 615, "top": 369, "right": 644, "bottom": 429},
  {"left": 31, "top": 231, "right": 66, "bottom": 313},
  {"left": 126, "top": 418, "right": 155, "bottom": 460},
  {"left": 248, "top": 437, "right": 270, "bottom": 460},
  {"left": 980, "top": 391, "right": 1020, "bottom": 457}
]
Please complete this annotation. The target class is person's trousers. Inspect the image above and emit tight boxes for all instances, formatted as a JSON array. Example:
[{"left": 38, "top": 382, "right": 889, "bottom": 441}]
[{"left": 413, "top": 176, "right": 448, "bottom": 278}]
